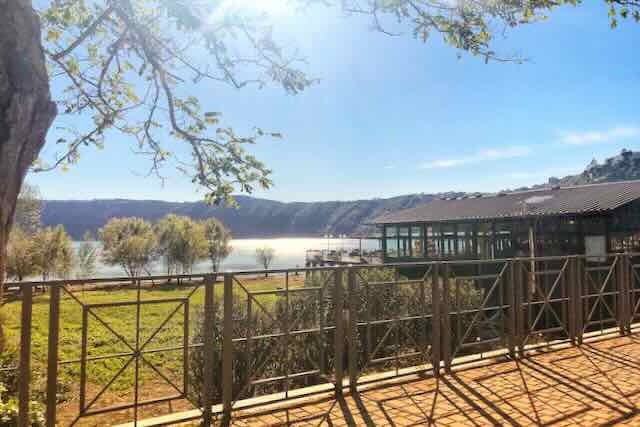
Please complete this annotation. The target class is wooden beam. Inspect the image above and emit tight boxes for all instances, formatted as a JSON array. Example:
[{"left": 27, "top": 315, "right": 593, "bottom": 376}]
[
  {"left": 333, "top": 268, "right": 345, "bottom": 396},
  {"left": 202, "top": 275, "right": 215, "bottom": 427},
  {"left": 46, "top": 284, "right": 60, "bottom": 427},
  {"left": 222, "top": 273, "right": 233, "bottom": 425},
  {"left": 18, "top": 285, "right": 33, "bottom": 427}
]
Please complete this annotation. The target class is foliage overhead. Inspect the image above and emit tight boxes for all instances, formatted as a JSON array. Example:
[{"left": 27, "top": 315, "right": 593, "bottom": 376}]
[
  {"left": 36, "top": 0, "right": 312, "bottom": 206},
  {"left": 334, "top": 0, "right": 639, "bottom": 62},
  {"left": 33, "top": 0, "right": 639, "bottom": 206}
]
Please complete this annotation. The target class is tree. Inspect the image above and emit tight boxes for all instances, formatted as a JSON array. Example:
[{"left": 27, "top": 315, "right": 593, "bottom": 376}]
[
  {"left": 155, "top": 215, "right": 208, "bottom": 275},
  {"left": 203, "top": 218, "right": 233, "bottom": 273},
  {"left": 3, "top": 183, "right": 44, "bottom": 283},
  {"left": 33, "top": 225, "right": 75, "bottom": 280},
  {"left": 155, "top": 214, "right": 184, "bottom": 276},
  {"left": 99, "top": 217, "right": 156, "bottom": 278},
  {"left": 176, "top": 220, "right": 208, "bottom": 274},
  {"left": 255, "top": 246, "right": 276, "bottom": 277},
  {"left": 0, "top": 0, "right": 57, "bottom": 293},
  {"left": 336, "top": 1, "right": 640, "bottom": 61},
  {"left": 13, "top": 183, "right": 42, "bottom": 236},
  {"left": 76, "top": 231, "right": 98, "bottom": 279},
  {"left": 2, "top": 0, "right": 639, "bottom": 289},
  {"left": 5, "top": 228, "right": 39, "bottom": 282},
  {"left": 0, "top": 0, "right": 314, "bottom": 290}
]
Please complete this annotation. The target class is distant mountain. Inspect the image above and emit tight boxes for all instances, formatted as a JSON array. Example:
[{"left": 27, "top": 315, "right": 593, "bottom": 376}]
[
  {"left": 42, "top": 149, "right": 640, "bottom": 239},
  {"left": 42, "top": 194, "right": 443, "bottom": 239},
  {"left": 512, "top": 149, "right": 640, "bottom": 191}
]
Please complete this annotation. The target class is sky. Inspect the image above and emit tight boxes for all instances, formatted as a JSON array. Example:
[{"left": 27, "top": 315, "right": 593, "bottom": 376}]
[{"left": 30, "top": 1, "right": 640, "bottom": 203}]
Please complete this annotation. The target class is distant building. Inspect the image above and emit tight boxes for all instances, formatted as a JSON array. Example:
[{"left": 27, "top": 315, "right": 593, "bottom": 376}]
[{"left": 371, "top": 180, "right": 640, "bottom": 263}]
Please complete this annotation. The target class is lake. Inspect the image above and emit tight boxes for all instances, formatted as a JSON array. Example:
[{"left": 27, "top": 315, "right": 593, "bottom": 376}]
[{"left": 79, "top": 237, "right": 381, "bottom": 277}]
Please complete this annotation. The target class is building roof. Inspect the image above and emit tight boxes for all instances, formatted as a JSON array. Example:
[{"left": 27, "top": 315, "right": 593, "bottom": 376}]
[{"left": 371, "top": 180, "right": 640, "bottom": 225}]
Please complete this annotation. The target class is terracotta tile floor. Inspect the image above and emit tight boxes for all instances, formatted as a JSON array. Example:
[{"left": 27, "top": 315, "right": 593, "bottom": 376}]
[{"left": 232, "top": 334, "right": 640, "bottom": 426}]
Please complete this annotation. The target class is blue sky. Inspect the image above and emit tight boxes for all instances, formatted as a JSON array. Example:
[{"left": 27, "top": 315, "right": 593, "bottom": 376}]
[{"left": 30, "top": 1, "right": 640, "bottom": 202}]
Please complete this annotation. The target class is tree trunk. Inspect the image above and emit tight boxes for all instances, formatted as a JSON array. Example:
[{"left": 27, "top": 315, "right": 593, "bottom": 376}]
[{"left": 0, "top": 0, "right": 57, "bottom": 301}]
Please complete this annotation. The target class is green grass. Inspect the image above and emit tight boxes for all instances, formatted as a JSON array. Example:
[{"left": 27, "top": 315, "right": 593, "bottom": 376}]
[{"left": 1, "top": 275, "right": 304, "bottom": 399}]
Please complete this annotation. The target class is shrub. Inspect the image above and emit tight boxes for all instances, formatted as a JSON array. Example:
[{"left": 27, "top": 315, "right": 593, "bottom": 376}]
[
  {"left": 255, "top": 247, "right": 275, "bottom": 276},
  {"left": 32, "top": 226, "right": 74, "bottom": 280},
  {"left": 188, "top": 268, "right": 485, "bottom": 403},
  {"left": 0, "top": 384, "right": 45, "bottom": 427},
  {"left": 189, "top": 292, "right": 326, "bottom": 404},
  {"left": 99, "top": 217, "right": 156, "bottom": 278},
  {"left": 202, "top": 218, "right": 232, "bottom": 273},
  {"left": 155, "top": 215, "right": 208, "bottom": 275},
  {"left": 5, "top": 228, "right": 38, "bottom": 282}
]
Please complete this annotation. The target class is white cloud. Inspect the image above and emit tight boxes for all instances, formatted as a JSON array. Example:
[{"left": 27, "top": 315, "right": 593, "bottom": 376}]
[
  {"left": 383, "top": 164, "right": 396, "bottom": 170},
  {"left": 559, "top": 126, "right": 640, "bottom": 145},
  {"left": 418, "top": 146, "right": 531, "bottom": 170}
]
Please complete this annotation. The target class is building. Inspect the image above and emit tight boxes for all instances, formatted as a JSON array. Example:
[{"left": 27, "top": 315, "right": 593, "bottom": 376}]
[{"left": 372, "top": 180, "right": 640, "bottom": 263}]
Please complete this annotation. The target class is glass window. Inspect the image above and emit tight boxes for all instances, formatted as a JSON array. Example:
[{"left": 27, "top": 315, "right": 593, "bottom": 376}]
[
  {"left": 426, "top": 225, "right": 441, "bottom": 258},
  {"left": 398, "top": 227, "right": 410, "bottom": 257},
  {"left": 411, "top": 226, "right": 424, "bottom": 258},
  {"left": 494, "top": 222, "right": 513, "bottom": 257},
  {"left": 477, "top": 223, "right": 493, "bottom": 259},
  {"left": 441, "top": 224, "right": 456, "bottom": 257},
  {"left": 386, "top": 238, "right": 398, "bottom": 257},
  {"left": 385, "top": 225, "right": 397, "bottom": 238},
  {"left": 457, "top": 223, "right": 474, "bottom": 257}
]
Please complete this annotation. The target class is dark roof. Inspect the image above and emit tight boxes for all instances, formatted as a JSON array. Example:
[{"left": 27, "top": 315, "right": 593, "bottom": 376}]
[{"left": 371, "top": 180, "right": 640, "bottom": 225}]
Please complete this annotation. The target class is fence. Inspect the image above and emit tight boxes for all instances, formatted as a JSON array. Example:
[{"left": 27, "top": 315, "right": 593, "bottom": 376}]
[{"left": 7, "top": 253, "right": 640, "bottom": 426}]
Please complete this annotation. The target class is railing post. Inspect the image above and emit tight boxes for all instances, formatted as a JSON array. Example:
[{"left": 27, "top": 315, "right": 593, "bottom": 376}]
[
  {"left": 419, "top": 270, "right": 427, "bottom": 360},
  {"left": 619, "top": 254, "right": 631, "bottom": 335},
  {"left": 333, "top": 268, "right": 345, "bottom": 397},
  {"left": 514, "top": 260, "right": 524, "bottom": 354},
  {"left": 46, "top": 284, "right": 61, "bottom": 427},
  {"left": 616, "top": 255, "right": 625, "bottom": 335},
  {"left": 79, "top": 306, "right": 88, "bottom": 414},
  {"left": 347, "top": 268, "right": 358, "bottom": 392},
  {"left": 568, "top": 257, "right": 577, "bottom": 345},
  {"left": 202, "top": 274, "right": 215, "bottom": 427},
  {"left": 626, "top": 254, "right": 633, "bottom": 334},
  {"left": 431, "top": 263, "right": 441, "bottom": 377},
  {"left": 18, "top": 285, "right": 33, "bottom": 427},
  {"left": 507, "top": 261, "right": 517, "bottom": 358},
  {"left": 222, "top": 273, "right": 233, "bottom": 425},
  {"left": 442, "top": 265, "right": 451, "bottom": 373},
  {"left": 576, "top": 257, "right": 584, "bottom": 345}
]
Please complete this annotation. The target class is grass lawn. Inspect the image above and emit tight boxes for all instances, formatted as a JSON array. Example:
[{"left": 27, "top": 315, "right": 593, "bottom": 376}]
[{"left": 1, "top": 274, "right": 307, "bottom": 400}]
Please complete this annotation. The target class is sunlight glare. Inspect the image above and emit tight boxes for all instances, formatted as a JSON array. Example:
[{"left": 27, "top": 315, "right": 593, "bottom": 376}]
[{"left": 209, "top": 0, "right": 292, "bottom": 23}]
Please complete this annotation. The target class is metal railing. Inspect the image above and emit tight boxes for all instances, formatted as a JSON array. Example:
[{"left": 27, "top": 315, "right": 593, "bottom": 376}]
[{"left": 7, "top": 253, "right": 640, "bottom": 426}]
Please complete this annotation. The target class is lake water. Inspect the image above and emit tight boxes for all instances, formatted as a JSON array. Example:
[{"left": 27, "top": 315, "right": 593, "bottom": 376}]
[{"left": 80, "top": 238, "right": 381, "bottom": 278}]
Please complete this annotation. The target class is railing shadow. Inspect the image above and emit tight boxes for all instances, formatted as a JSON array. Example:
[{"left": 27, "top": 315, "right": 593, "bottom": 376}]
[
  {"left": 332, "top": 338, "right": 640, "bottom": 427},
  {"left": 284, "top": 393, "right": 373, "bottom": 427}
]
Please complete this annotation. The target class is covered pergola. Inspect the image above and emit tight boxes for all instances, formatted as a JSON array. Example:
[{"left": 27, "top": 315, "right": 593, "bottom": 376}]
[{"left": 371, "top": 180, "right": 640, "bottom": 264}]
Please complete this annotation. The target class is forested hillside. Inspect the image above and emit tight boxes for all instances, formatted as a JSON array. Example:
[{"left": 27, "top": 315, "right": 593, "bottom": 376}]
[{"left": 42, "top": 150, "right": 640, "bottom": 239}]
